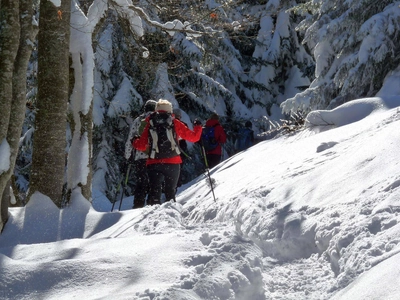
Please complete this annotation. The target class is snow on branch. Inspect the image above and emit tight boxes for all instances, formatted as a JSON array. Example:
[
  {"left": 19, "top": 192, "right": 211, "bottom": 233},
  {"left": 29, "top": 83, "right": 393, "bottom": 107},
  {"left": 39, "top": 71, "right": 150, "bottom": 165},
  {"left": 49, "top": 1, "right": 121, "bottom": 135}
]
[
  {"left": 258, "top": 113, "right": 305, "bottom": 140},
  {"left": 109, "top": 0, "right": 204, "bottom": 37}
]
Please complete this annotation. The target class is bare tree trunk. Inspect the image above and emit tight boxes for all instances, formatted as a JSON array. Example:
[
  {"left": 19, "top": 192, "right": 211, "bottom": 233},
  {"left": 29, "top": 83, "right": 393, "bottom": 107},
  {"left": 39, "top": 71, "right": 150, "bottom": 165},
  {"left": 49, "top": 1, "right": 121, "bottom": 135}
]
[
  {"left": 0, "top": 0, "right": 38, "bottom": 212},
  {"left": 81, "top": 105, "right": 93, "bottom": 201},
  {"left": 0, "top": 0, "right": 21, "bottom": 231},
  {"left": 1, "top": 179, "right": 11, "bottom": 232},
  {"left": 28, "top": 0, "right": 71, "bottom": 207}
]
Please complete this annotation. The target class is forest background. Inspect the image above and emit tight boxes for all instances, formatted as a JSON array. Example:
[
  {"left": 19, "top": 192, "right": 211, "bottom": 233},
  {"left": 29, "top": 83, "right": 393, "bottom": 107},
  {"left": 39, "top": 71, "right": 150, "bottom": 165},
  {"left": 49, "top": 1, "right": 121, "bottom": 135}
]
[{"left": 0, "top": 0, "right": 399, "bottom": 231}]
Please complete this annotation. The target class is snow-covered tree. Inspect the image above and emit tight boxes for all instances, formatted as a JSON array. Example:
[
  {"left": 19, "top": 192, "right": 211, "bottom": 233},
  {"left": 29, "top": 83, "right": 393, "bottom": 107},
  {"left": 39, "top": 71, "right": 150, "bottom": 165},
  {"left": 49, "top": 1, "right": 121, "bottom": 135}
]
[
  {"left": 248, "top": 0, "right": 313, "bottom": 118},
  {"left": 2, "top": 0, "right": 316, "bottom": 212},
  {"left": 66, "top": 0, "right": 107, "bottom": 202},
  {"left": 281, "top": 0, "right": 400, "bottom": 113},
  {"left": 92, "top": 4, "right": 145, "bottom": 202},
  {"left": 89, "top": 0, "right": 317, "bottom": 195},
  {"left": 148, "top": 0, "right": 313, "bottom": 134}
]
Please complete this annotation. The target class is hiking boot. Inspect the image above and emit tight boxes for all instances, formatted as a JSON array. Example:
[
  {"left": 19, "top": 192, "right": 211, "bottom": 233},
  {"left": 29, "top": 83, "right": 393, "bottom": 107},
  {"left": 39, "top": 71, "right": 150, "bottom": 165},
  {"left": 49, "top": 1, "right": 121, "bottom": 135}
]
[
  {"left": 133, "top": 200, "right": 145, "bottom": 209},
  {"left": 147, "top": 200, "right": 160, "bottom": 206}
]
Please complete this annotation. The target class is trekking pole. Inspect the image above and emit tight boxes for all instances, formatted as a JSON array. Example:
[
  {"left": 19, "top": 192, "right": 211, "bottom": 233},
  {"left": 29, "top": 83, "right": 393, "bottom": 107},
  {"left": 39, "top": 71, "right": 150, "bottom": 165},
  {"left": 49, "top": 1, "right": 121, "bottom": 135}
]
[
  {"left": 111, "top": 178, "right": 123, "bottom": 212},
  {"left": 200, "top": 144, "right": 217, "bottom": 202},
  {"left": 118, "top": 163, "right": 132, "bottom": 211},
  {"left": 179, "top": 148, "right": 192, "bottom": 160}
]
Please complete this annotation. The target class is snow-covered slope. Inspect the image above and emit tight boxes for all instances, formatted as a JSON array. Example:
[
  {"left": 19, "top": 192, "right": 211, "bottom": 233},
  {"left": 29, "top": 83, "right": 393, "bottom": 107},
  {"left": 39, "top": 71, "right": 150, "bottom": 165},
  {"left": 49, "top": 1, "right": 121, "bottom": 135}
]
[{"left": 1, "top": 96, "right": 400, "bottom": 299}]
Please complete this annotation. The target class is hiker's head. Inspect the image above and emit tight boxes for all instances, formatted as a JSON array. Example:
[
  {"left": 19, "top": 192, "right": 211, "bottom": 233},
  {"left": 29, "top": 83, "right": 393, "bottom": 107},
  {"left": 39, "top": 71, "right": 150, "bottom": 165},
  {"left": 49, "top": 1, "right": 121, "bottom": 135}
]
[
  {"left": 144, "top": 100, "right": 157, "bottom": 112},
  {"left": 173, "top": 108, "right": 182, "bottom": 119},
  {"left": 209, "top": 113, "right": 219, "bottom": 121},
  {"left": 156, "top": 99, "right": 173, "bottom": 113},
  {"left": 245, "top": 121, "right": 252, "bottom": 128}
]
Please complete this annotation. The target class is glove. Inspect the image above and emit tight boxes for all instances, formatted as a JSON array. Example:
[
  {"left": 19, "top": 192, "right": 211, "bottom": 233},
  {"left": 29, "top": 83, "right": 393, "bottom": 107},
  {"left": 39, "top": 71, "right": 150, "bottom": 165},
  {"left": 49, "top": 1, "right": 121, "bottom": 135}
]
[{"left": 193, "top": 119, "right": 202, "bottom": 126}]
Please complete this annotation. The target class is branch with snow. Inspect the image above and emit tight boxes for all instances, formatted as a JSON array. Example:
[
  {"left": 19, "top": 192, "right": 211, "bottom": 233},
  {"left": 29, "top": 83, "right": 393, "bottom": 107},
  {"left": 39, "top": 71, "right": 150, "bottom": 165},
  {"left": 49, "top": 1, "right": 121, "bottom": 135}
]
[{"left": 109, "top": 0, "right": 204, "bottom": 37}]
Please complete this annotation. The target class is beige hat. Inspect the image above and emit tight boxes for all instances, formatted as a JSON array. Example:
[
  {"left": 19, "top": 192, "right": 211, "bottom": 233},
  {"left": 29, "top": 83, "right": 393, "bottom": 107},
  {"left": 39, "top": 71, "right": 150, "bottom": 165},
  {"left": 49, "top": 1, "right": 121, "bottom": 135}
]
[{"left": 156, "top": 99, "right": 173, "bottom": 113}]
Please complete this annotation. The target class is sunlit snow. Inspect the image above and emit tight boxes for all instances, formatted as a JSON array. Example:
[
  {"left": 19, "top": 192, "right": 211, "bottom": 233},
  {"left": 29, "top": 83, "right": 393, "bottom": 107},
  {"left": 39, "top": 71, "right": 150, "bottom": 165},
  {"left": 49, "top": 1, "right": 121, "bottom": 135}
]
[{"left": 1, "top": 95, "right": 400, "bottom": 299}]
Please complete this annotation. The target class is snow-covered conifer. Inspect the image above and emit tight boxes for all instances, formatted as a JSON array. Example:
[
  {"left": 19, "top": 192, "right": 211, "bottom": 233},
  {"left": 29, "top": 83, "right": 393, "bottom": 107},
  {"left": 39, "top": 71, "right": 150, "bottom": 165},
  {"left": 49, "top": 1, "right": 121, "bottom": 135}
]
[{"left": 281, "top": 0, "right": 400, "bottom": 113}]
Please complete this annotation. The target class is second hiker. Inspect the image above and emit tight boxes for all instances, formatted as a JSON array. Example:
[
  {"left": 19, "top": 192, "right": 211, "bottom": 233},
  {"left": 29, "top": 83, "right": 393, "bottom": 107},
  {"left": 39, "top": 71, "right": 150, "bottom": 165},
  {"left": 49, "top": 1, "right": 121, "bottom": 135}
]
[
  {"left": 201, "top": 113, "right": 227, "bottom": 169},
  {"left": 125, "top": 99, "right": 156, "bottom": 209},
  {"left": 133, "top": 99, "right": 202, "bottom": 205}
]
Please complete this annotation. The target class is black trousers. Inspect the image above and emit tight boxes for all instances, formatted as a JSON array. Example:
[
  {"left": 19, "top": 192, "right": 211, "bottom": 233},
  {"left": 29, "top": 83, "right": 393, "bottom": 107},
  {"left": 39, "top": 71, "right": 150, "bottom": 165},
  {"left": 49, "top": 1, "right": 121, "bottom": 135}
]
[
  {"left": 147, "top": 163, "right": 180, "bottom": 204},
  {"left": 206, "top": 154, "right": 221, "bottom": 169},
  {"left": 133, "top": 159, "right": 149, "bottom": 208}
]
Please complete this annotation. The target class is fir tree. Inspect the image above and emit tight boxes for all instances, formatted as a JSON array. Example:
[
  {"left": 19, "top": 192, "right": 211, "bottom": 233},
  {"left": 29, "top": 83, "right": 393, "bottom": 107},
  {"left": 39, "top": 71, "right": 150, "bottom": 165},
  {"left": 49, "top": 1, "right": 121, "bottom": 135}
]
[{"left": 281, "top": 0, "right": 400, "bottom": 113}]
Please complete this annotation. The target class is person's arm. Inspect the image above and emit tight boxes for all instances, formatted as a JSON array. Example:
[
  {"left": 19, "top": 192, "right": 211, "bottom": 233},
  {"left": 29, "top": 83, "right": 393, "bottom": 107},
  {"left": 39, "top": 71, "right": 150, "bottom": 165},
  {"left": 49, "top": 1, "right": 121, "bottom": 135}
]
[
  {"left": 174, "top": 119, "right": 202, "bottom": 142},
  {"left": 133, "top": 122, "right": 150, "bottom": 152},
  {"left": 124, "top": 123, "right": 135, "bottom": 159}
]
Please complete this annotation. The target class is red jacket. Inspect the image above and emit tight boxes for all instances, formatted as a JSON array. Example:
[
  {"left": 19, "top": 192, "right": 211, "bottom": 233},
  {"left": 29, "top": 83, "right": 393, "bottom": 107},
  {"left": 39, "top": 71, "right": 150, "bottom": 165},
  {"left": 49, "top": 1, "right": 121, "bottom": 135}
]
[
  {"left": 204, "top": 119, "right": 226, "bottom": 155},
  {"left": 133, "top": 113, "right": 202, "bottom": 165}
]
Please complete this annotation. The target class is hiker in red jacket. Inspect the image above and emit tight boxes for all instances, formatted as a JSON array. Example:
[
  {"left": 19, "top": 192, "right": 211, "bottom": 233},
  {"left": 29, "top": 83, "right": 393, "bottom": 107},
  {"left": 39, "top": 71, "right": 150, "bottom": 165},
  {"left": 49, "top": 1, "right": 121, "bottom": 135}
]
[
  {"left": 203, "top": 113, "right": 227, "bottom": 169},
  {"left": 133, "top": 99, "right": 202, "bottom": 205}
]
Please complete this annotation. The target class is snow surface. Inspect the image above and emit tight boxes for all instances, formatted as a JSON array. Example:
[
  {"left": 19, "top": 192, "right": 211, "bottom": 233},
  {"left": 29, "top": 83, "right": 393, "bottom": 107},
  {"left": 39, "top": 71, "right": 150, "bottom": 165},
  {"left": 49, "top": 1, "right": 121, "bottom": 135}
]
[{"left": 1, "top": 95, "right": 400, "bottom": 299}]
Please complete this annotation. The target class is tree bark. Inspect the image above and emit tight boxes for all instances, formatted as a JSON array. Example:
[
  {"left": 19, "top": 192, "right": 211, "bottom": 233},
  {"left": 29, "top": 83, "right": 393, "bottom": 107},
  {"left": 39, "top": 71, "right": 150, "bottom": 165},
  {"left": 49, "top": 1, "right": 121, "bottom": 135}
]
[
  {"left": 0, "top": 0, "right": 21, "bottom": 231},
  {"left": 80, "top": 106, "right": 93, "bottom": 201},
  {"left": 0, "top": 0, "right": 38, "bottom": 210},
  {"left": 28, "top": 0, "right": 71, "bottom": 207}
]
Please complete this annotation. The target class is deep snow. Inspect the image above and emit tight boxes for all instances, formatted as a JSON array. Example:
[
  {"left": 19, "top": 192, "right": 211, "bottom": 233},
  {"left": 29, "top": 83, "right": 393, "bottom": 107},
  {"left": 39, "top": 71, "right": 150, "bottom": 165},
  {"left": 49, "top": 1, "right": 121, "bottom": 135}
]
[{"left": 1, "top": 96, "right": 400, "bottom": 299}]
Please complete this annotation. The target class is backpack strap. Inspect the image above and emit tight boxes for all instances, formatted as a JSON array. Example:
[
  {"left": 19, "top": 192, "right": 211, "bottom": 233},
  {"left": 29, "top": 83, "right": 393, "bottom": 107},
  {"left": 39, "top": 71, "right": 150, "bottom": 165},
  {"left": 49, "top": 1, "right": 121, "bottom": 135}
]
[
  {"left": 168, "top": 118, "right": 180, "bottom": 155},
  {"left": 167, "top": 127, "right": 180, "bottom": 154},
  {"left": 149, "top": 118, "right": 159, "bottom": 158}
]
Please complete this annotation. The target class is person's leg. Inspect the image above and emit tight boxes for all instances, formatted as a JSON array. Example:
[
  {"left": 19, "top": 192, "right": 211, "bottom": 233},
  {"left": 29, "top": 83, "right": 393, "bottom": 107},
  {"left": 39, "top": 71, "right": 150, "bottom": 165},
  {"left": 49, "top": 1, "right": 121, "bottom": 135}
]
[
  {"left": 177, "top": 155, "right": 188, "bottom": 188},
  {"left": 133, "top": 159, "right": 148, "bottom": 209},
  {"left": 146, "top": 164, "right": 164, "bottom": 205},
  {"left": 206, "top": 154, "right": 221, "bottom": 169},
  {"left": 160, "top": 164, "right": 180, "bottom": 202}
]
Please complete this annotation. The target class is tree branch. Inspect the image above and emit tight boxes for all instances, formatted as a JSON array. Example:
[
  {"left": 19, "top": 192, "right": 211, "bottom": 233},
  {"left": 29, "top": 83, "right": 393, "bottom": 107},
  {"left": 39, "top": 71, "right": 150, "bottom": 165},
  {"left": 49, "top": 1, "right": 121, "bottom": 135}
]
[{"left": 109, "top": 0, "right": 207, "bottom": 36}]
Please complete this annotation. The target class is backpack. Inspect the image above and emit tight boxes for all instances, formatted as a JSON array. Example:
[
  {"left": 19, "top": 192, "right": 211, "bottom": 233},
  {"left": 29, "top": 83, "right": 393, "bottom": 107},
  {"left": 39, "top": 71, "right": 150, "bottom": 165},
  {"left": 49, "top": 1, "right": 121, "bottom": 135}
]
[
  {"left": 235, "top": 127, "right": 253, "bottom": 151},
  {"left": 201, "top": 125, "right": 218, "bottom": 152},
  {"left": 148, "top": 112, "right": 181, "bottom": 159},
  {"left": 125, "top": 113, "right": 149, "bottom": 160}
]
